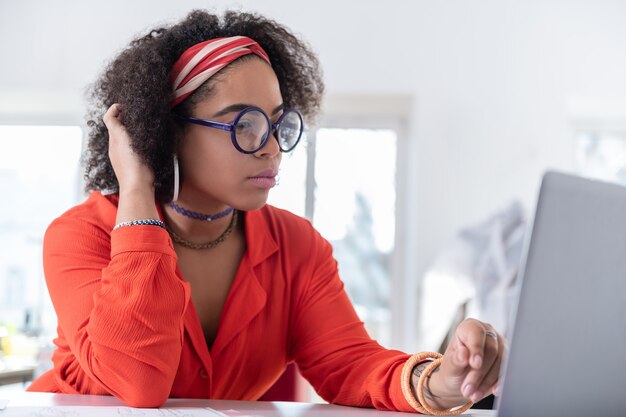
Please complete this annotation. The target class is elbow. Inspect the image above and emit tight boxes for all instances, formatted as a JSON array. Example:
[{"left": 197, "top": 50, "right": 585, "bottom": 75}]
[
  {"left": 119, "top": 387, "right": 170, "bottom": 408},
  {"left": 113, "top": 372, "right": 173, "bottom": 408},
  {"left": 124, "top": 398, "right": 168, "bottom": 409},
  {"left": 86, "top": 345, "right": 180, "bottom": 407}
]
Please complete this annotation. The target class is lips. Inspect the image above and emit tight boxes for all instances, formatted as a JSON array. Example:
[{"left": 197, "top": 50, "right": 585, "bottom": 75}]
[
  {"left": 251, "top": 169, "right": 278, "bottom": 178},
  {"left": 248, "top": 169, "right": 278, "bottom": 189}
]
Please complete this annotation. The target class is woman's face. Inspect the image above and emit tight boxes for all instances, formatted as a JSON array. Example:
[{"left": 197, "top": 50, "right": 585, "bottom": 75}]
[{"left": 178, "top": 58, "right": 284, "bottom": 212}]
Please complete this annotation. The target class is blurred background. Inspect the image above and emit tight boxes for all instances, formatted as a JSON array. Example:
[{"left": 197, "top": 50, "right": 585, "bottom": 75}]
[{"left": 1, "top": 0, "right": 625, "bottom": 400}]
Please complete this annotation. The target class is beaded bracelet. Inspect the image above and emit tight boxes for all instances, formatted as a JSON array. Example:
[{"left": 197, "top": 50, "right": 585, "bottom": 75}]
[{"left": 113, "top": 218, "right": 165, "bottom": 230}]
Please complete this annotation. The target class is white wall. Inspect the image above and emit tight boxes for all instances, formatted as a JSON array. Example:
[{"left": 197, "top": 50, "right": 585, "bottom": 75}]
[{"left": 2, "top": 0, "right": 626, "bottom": 296}]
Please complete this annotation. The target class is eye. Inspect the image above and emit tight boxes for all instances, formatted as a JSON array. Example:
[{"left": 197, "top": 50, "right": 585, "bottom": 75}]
[{"left": 235, "top": 119, "right": 254, "bottom": 131}]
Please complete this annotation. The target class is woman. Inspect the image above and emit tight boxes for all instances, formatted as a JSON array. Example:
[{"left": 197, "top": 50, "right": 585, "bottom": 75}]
[{"left": 28, "top": 10, "right": 505, "bottom": 415}]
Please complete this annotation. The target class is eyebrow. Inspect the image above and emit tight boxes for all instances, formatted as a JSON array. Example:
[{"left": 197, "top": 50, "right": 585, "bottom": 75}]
[{"left": 213, "top": 103, "right": 284, "bottom": 118}]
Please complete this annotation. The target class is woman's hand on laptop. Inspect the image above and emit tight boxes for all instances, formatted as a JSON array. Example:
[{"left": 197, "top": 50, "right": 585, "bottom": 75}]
[{"left": 427, "top": 318, "right": 505, "bottom": 408}]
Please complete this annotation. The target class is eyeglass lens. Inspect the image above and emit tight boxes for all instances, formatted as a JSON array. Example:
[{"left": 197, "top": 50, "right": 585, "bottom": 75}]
[
  {"left": 235, "top": 110, "right": 270, "bottom": 152},
  {"left": 234, "top": 108, "right": 302, "bottom": 152},
  {"left": 276, "top": 111, "right": 303, "bottom": 151}
]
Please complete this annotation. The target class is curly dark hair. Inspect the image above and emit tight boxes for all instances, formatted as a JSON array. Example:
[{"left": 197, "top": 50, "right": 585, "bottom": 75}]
[{"left": 83, "top": 10, "right": 324, "bottom": 202}]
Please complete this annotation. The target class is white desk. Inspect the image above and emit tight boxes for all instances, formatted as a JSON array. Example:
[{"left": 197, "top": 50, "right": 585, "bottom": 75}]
[{"left": 0, "top": 392, "right": 495, "bottom": 416}]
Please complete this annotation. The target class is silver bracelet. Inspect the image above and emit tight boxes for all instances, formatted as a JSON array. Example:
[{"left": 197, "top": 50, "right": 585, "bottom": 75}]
[{"left": 113, "top": 218, "right": 165, "bottom": 230}]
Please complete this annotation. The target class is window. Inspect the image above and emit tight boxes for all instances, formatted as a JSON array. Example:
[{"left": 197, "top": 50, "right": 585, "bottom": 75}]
[
  {"left": 312, "top": 128, "right": 397, "bottom": 346},
  {"left": 268, "top": 97, "right": 411, "bottom": 349},
  {"left": 575, "top": 129, "right": 626, "bottom": 184},
  {"left": 0, "top": 125, "right": 83, "bottom": 377}
]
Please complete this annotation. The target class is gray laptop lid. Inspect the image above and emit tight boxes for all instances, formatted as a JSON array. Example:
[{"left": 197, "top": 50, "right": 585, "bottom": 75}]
[{"left": 496, "top": 172, "right": 626, "bottom": 417}]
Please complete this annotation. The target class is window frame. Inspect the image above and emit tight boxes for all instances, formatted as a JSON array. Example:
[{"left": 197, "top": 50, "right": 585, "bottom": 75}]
[{"left": 305, "top": 94, "right": 416, "bottom": 351}]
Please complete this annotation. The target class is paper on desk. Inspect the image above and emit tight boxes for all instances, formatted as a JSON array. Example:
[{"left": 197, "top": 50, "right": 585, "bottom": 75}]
[
  {"left": 0, "top": 405, "right": 229, "bottom": 417},
  {"left": 219, "top": 411, "right": 264, "bottom": 417}
]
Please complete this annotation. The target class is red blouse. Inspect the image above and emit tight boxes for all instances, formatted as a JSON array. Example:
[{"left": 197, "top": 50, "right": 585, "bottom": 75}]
[{"left": 28, "top": 192, "right": 417, "bottom": 411}]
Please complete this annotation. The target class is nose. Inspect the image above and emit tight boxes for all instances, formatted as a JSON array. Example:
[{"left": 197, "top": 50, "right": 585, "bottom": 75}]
[{"left": 253, "top": 131, "right": 281, "bottom": 158}]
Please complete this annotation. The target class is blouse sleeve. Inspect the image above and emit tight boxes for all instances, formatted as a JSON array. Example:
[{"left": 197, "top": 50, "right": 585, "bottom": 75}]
[
  {"left": 42, "top": 215, "right": 190, "bottom": 407},
  {"left": 288, "top": 227, "right": 420, "bottom": 413}
]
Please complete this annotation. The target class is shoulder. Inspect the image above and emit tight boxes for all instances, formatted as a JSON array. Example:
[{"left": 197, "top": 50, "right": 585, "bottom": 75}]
[
  {"left": 253, "top": 205, "right": 321, "bottom": 242},
  {"left": 249, "top": 205, "right": 333, "bottom": 257},
  {"left": 256, "top": 205, "right": 313, "bottom": 232},
  {"left": 45, "top": 192, "right": 119, "bottom": 243}
]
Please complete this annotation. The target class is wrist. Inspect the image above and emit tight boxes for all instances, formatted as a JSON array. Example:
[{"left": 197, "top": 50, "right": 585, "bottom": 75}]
[
  {"left": 116, "top": 186, "right": 159, "bottom": 225},
  {"left": 118, "top": 181, "right": 155, "bottom": 196},
  {"left": 425, "top": 366, "right": 467, "bottom": 410}
]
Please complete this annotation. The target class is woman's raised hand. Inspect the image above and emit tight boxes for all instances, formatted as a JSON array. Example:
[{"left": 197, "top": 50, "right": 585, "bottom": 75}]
[
  {"left": 103, "top": 103, "right": 155, "bottom": 193},
  {"left": 103, "top": 103, "right": 160, "bottom": 223}
]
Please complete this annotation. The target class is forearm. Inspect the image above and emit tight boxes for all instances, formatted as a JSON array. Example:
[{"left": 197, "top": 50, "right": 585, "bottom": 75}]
[{"left": 44, "top": 216, "right": 188, "bottom": 406}]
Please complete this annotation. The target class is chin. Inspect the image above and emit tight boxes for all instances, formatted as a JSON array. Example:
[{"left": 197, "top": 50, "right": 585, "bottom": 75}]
[{"left": 235, "top": 198, "right": 269, "bottom": 212}]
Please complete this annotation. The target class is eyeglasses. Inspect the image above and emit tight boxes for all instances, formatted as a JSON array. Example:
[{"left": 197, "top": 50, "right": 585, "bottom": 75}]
[{"left": 174, "top": 106, "right": 304, "bottom": 154}]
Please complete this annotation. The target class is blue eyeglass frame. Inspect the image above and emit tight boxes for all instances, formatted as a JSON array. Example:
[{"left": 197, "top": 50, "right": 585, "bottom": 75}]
[{"left": 173, "top": 106, "right": 304, "bottom": 154}]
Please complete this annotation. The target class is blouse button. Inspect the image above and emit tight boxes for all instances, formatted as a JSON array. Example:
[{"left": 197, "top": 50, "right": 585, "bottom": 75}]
[{"left": 199, "top": 368, "right": 208, "bottom": 379}]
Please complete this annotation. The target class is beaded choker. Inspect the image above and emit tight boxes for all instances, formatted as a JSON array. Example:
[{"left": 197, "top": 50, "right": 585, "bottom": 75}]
[
  {"left": 168, "top": 201, "right": 233, "bottom": 222},
  {"left": 166, "top": 210, "right": 238, "bottom": 250}
]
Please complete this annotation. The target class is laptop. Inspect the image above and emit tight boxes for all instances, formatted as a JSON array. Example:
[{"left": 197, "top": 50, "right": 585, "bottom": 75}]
[{"left": 494, "top": 171, "right": 626, "bottom": 417}]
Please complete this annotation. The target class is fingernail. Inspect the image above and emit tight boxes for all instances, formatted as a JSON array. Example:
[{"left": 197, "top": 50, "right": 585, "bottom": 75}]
[
  {"left": 471, "top": 354, "right": 482, "bottom": 368},
  {"left": 471, "top": 391, "right": 482, "bottom": 402},
  {"left": 462, "top": 384, "right": 474, "bottom": 398}
]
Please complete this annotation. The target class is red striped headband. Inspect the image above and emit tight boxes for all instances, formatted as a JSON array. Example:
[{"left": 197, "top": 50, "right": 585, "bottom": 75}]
[{"left": 169, "top": 36, "right": 271, "bottom": 108}]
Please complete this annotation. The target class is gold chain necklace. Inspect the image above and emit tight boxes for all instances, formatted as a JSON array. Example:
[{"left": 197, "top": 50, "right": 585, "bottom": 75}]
[{"left": 166, "top": 210, "right": 238, "bottom": 250}]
